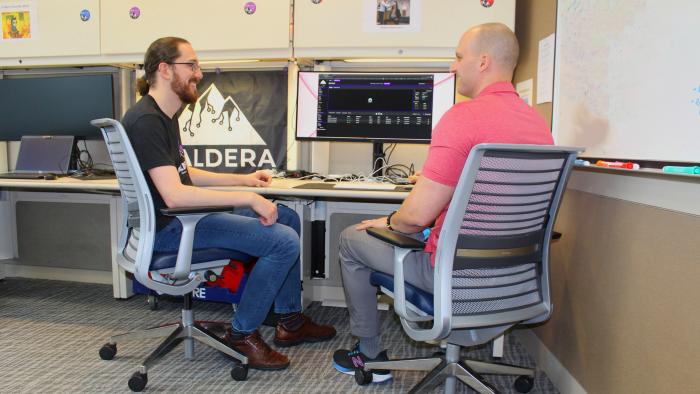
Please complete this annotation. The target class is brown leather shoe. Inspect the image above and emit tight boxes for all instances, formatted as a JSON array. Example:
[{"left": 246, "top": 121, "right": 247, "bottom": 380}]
[
  {"left": 274, "top": 315, "right": 337, "bottom": 347},
  {"left": 224, "top": 330, "right": 290, "bottom": 370}
]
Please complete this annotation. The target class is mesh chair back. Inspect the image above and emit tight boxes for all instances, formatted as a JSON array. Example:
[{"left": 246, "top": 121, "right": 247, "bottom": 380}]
[
  {"left": 90, "top": 118, "right": 155, "bottom": 279},
  {"left": 434, "top": 144, "right": 580, "bottom": 327}
]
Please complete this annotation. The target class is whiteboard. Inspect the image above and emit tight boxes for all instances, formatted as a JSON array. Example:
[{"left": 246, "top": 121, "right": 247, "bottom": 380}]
[{"left": 552, "top": 0, "right": 700, "bottom": 163}]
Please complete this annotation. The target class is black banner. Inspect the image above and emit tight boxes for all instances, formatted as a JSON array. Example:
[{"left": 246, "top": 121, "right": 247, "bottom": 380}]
[{"left": 177, "top": 70, "right": 287, "bottom": 173}]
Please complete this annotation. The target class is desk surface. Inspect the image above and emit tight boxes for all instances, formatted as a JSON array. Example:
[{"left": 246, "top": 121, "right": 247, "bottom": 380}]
[
  {"left": 0, "top": 177, "right": 410, "bottom": 200},
  {"left": 0, "top": 176, "right": 119, "bottom": 192}
]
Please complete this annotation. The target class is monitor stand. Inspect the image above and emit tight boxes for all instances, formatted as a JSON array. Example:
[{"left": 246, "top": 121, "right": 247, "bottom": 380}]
[{"left": 372, "top": 142, "right": 385, "bottom": 176}]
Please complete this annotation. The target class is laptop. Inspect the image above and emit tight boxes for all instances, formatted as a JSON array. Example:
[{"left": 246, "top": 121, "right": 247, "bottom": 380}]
[{"left": 0, "top": 135, "right": 75, "bottom": 180}]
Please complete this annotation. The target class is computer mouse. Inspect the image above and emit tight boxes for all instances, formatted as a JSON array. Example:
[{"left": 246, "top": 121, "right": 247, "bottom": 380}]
[{"left": 42, "top": 174, "right": 57, "bottom": 180}]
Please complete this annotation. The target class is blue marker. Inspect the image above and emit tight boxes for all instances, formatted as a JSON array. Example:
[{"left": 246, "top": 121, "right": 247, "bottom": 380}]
[
  {"left": 662, "top": 166, "right": 700, "bottom": 175},
  {"left": 574, "top": 159, "right": 590, "bottom": 166}
]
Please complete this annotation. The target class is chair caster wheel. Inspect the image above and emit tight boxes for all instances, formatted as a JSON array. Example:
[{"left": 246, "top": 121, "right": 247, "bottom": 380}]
[
  {"left": 147, "top": 294, "right": 158, "bottom": 310},
  {"left": 230, "top": 363, "right": 249, "bottom": 381},
  {"left": 354, "top": 369, "right": 373, "bottom": 386},
  {"left": 128, "top": 371, "right": 148, "bottom": 392},
  {"left": 514, "top": 375, "right": 535, "bottom": 393},
  {"left": 99, "top": 343, "right": 117, "bottom": 360}
]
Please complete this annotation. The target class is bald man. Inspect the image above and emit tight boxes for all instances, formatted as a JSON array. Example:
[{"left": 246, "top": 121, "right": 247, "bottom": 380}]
[{"left": 331, "top": 23, "right": 554, "bottom": 382}]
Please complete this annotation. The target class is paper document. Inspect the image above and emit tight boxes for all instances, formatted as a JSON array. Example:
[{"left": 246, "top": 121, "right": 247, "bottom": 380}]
[{"left": 536, "top": 33, "right": 555, "bottom": 104}]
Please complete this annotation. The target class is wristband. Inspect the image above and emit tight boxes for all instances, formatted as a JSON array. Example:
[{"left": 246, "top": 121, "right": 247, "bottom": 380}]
[{"left": 386, "top": 210, "right": 397, "bottom": 231}]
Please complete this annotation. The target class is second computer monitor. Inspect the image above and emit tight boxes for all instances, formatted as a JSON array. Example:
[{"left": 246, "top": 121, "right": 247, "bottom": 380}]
[{"left": 296, "top": 71, "right": 455, "bottom": 143}]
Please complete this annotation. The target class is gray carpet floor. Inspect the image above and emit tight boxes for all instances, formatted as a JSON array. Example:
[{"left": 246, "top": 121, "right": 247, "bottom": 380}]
[{"left": 0, "top": 278, "right": 559, "bottom": 393}]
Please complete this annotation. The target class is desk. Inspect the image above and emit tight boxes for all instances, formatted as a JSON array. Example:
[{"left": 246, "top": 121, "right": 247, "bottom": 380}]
[
  {"left": 0, "top": 177, "right": 122, "bottom": 295},
  {"left": 0, "top": 177, "right": 408, "bottom": 301},
  {"left": 0, "top": 177, "right": 410, "bottom": 198}
]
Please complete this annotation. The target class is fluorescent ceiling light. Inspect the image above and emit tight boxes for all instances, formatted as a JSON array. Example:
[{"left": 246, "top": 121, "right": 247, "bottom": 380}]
[
  {"left": 199, "top": 59, "right": 261, "bottom": 65},
  {"left": 343, "top": 58, "right": 452, "bottom": 63}
]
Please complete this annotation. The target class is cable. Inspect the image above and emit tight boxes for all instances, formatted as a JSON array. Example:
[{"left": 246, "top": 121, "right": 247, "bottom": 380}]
[
  {"left": 71, "top": 140, "right": 114, "bottom": 178},
  {"left": 367, "top": 143, "right": 416, "bottom": 184},
  {"left": 73, "top": 140, "right": 94, "bottom": 175}
]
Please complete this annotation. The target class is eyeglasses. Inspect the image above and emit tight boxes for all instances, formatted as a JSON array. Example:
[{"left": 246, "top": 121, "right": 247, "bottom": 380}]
[{"left": 168, "top": 61, "right": 201, "bottom": 72}]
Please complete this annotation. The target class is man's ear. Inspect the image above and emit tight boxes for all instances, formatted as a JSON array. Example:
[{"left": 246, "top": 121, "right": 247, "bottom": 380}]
[
  {"left": 157, "top": 62, "right": 172, "bottom": 81},
  {"left": 478, "top": 54, "right": 491, "bottom": 72}
]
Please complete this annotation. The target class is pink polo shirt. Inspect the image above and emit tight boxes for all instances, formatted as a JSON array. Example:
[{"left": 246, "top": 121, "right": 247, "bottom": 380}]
[{"left": 421, "top": 81, "right": 553, "bottom": 266}]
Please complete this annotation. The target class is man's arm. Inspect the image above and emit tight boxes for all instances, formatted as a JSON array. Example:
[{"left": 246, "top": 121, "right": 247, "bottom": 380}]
[
  {"left": 148, "top": 166, "right": 278, "bottom": 225},
  {"left": 187, "top": 166, "right": 272, "bottom": 188},
  {"left": 355, "top": 175, "right": 454, "bottom": 233}
]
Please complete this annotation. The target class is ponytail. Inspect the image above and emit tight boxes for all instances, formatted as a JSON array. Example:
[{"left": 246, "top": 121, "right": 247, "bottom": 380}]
[{"left": 136, "top": 76, "right": 150, "bottom": 96}]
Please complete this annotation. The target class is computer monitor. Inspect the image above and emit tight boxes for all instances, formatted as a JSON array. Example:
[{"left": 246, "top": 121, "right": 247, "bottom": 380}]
[
  {"left": 0, "top": 74, "right": 115, "bottom": 141},
  {"left": 296, "top": 71, "right": 455, "bottom": 173}
]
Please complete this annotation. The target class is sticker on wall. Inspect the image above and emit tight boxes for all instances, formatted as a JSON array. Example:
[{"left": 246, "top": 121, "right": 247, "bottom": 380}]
[
  {"left": 244, "top": 2, "right": 256, "bottom": 15},
  {"left": 80, "top": 9, "right": 91, "bottom": 22},
  {"left": 129, "top": 6, "right": 140, "bottom": 19},
  {"left": 481, "top": 0, "right": 494, "bottom": 7}
]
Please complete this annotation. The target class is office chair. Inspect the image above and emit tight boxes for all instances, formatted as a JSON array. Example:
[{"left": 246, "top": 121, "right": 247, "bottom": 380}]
[
  {"left": 357, "top": 144, "right": 582, "bottom": 394},
  {"left": 91, "top": 118, "right": 251, "bottom": 392}
]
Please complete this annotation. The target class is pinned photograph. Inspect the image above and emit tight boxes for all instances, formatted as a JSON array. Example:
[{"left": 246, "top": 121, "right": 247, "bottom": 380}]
[
  {"left": 364, "top": 0, "right": 421, "bottom": 33},
  {"left": 1, "top": 1, "right": 37, "bottom": 41},
  {"left": 2, "top": 11, "right": 30, "bottom": 39},
  {"left": 376, "top": 0, "right": 410, "bottom": 26}
]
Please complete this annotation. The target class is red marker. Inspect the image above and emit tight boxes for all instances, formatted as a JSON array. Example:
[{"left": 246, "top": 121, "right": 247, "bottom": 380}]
[{"left": 595, "top": 160, "right": 640, "bottom": 170}]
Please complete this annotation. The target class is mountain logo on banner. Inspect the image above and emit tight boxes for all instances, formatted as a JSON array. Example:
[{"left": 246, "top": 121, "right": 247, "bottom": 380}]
[{"left": 178, "top": 84, "right": 265, "bottom": 146}]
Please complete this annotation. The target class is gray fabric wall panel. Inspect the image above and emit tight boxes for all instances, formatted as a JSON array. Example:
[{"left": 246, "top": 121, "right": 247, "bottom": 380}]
[{"left": 16, "top": 201, "right": 111, "bottom": 271}]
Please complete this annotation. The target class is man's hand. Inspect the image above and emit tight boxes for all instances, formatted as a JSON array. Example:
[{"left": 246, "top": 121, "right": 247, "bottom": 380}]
[
  {"left": 355, "top": 217, "right": 388, "bottom": 231},
  {"left": 408, "top": 170, "right": 422, "bottom": 184},
  {"left": 244, "top": 170, "right": 272, "bottom": 187},
  {"left": 250, "top": 194, "right": 278, "bottom": 225}
]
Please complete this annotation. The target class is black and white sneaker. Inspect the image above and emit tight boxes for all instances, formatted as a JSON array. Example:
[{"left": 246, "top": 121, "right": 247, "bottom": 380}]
[{"left": 332, "top": 343, "right": 393, "bottom": 383}]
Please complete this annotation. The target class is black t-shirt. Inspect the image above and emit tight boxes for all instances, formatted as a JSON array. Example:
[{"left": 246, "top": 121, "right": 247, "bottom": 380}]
[{"left": 122, "top": 95, "right": 193, "bottom": 231}]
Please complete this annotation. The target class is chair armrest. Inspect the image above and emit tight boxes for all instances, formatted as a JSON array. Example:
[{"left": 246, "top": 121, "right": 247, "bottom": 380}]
[
  {"left": 367, "top": 227, "right": 426, "bottom": 250},
  {"left": 161, "top": 207, "right": 232, "bottom": 280},
  {"left": 160, "top": 205, "right": 234, "bottom": 216},
  {"left": 366, "top": 227, "right": 432, "bottom": 323}
]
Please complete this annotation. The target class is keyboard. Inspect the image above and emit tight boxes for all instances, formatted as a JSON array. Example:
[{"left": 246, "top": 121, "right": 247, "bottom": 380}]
[
  {"left": 333, "top": 182, "right": 397, "bottom": 191},
  {"left": 72, "top": 174, "right": 117, "bottom": 180}
]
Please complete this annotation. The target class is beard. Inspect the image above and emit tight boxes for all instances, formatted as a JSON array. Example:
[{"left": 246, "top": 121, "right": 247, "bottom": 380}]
[{"left": 171, "top": 72, "right": 199, "bottom": 104}]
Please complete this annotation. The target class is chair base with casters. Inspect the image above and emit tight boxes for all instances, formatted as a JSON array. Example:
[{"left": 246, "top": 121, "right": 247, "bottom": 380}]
[
  {"left": 355, "top": 271, "right": 535, "bottom": 394},
  {"left": 98, "top": 249, "right": 253, "bottom": 392}
]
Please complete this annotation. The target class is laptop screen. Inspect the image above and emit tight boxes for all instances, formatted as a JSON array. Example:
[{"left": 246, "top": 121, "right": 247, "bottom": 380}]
[{"left": 15, "top": 136, "right": 75, "bottom": 174}]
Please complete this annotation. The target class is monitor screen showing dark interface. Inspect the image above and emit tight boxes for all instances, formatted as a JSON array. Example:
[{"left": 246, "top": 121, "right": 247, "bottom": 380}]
[
  {"left": 0, "top": 74, "right": 115, "bottom": 141},
  {"left": 296, "top": 72, "right": 455, "bottom": 143}
]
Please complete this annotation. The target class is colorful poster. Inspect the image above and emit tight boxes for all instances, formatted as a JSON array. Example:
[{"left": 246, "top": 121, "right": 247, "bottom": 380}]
[
  {"left": 363, "top": 0, "right": 421, "bottom": 33},
  {"left": 1, "top": 1, "right": 37, "bottom": 41}
]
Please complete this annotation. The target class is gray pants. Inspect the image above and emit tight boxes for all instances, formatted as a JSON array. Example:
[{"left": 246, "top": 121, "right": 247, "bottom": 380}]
[{"left": 338, "top": 225, "right": 434, "bottom": 338}]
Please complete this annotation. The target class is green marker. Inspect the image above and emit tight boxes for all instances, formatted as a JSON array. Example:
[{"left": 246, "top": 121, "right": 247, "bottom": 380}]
[{"left": 662, "top": 166, "right": 700, "bottom": 175}]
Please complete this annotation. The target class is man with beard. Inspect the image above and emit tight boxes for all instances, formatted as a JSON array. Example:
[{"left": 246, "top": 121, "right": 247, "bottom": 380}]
[{"left": 121, "top": 37, "right": 336, "bottom": 372}]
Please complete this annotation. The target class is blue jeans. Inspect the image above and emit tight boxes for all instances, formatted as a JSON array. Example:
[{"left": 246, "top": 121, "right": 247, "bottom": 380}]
[{"left": 154, "top": 204, "right": 302, "bottom": 333}]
